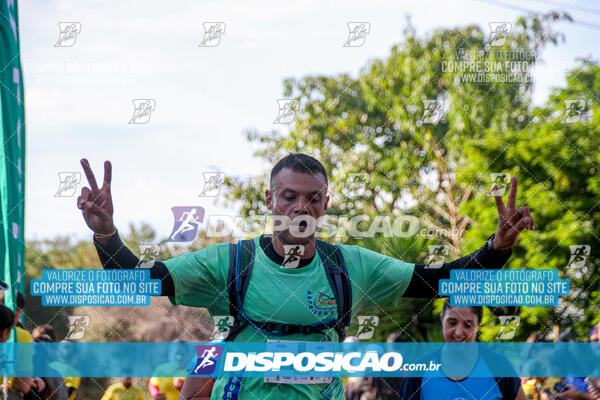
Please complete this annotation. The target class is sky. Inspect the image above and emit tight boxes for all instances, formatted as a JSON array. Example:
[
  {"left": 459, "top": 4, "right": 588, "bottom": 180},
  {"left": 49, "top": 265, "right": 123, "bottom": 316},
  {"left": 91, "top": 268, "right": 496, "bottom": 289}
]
[{"left": 18, "top": 0, "right": 600, "bottom": 241}]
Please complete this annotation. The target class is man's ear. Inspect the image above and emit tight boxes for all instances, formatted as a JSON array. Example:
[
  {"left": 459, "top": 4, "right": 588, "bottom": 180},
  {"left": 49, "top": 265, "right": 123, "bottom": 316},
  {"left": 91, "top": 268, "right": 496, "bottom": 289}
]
[
  {"left": 323, "top": 194, "right": 330, "bottom": 212},
  {"left": 265, "top": 189, "right": 273, "bottom": 211}
]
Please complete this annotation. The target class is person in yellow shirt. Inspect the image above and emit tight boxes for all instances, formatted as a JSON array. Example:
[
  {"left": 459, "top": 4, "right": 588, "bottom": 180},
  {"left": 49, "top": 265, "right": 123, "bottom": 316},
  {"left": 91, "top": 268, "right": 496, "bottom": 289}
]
[
  {"left": 149, "top": 342, "right": 188, "bottom": 400},
  {"left": 49, "top": 339, "right": 81, "bottom": 400},
  {"left": 13, "top": 325, "right": 34, "bottom": 389},
  {"left": 149, "top": 376, "right": 185, "bottom": 400},
  {"left": 62, "top": 375, "right": 81, "bottom": 400},
  {"left": 0, "top": 303, "right": 39, "bottom": 397},
  {"left": 101, "top": 377, "right": 143, "bottom": 400}
]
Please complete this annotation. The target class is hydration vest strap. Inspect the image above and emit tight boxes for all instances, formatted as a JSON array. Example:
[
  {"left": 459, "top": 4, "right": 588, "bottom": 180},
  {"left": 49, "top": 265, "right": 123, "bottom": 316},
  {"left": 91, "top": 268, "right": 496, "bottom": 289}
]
[
  {"left": 316, "top": 240, "right": 353, "bottom": 341},
  {"left": 225, "top": 238, "right": 353, "bottom": 342},
  {"left": 225, "top": 239, "right": 255, "bottom": 341}
]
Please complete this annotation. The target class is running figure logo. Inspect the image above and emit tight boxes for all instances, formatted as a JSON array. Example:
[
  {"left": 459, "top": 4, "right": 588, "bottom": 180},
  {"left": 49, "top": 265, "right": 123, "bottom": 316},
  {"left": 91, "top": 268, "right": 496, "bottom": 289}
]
[
  {"left": 273, "top": 99, "right": 298, "bottom": 124},
  {"left": 66, "top": 316, "right": 90, "bottom": 340},
  {"left": 356, "top": 316, "right": 379, "bottom": 340},
  {"left": 199, "top": 172, "right": 226, "bottom": 197},
  {"left": 167, "top": 206, "right": 205, "bottom": 243},
  {"left": 199, "top": 22, "right": 226, "bottom": 47},
  {"left": 421, "top": 99, "right": 445, "bottom": 124},
  {"left": 566, "top": 245, "right": 590, "bottom": 271},
  {"left": 347, "top": 173, "right": 369, "bottom": 193},
  {"left": 563, "top": 99, "right": 585, "bottom": 123},
  {"left": 192, "top": 345, "right": 222, "bottom": 375},
  {"left": 282, "top": 245, "right": 305, "bottom": 269},
  {"left": 129, "top": 99, "right": 156, "bottom": 124},
  {"left": 137, "top": 245, "right": 160, "bottom": 268},
  {"left": 424, "top": 245, "right": 449, "bottom": 269},
  {"left": 55, "top": 172, "right": 81, "bottom": 197},
  {"left": 487, "top": 173, "right": 511, "bottom": 196},
  {"left": 212, "top": 316, "right": 234, "bottom": 339},
  {"left": 496, "top": 316, "right": 520, "bottom": 340},
  {"left": 55, "top": 22, "right": 81, "bottom": 47},
  {"left": 343, "top": 22, "right": 370, "bottom": 47},
  {"left": 488, "top": 22, "right": 511, "bottom": 46}
]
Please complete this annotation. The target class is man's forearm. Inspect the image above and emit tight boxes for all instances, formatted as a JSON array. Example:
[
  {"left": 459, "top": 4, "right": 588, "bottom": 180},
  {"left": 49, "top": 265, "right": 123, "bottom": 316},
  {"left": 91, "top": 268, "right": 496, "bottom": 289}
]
[
  {"left": 93, "top": 230, "right": 141, "bottom": 268},
  {"left": 93, "top": 230, "right": 175, "bottom": 296},
  {"left": 403, "top": 233, "right": 512, "bottom": 298}
]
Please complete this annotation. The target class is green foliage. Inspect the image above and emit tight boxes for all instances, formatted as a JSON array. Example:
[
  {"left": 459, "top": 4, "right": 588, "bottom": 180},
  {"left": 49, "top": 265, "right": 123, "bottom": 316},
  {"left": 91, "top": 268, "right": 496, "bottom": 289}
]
[
  {"left": 459, "top": 58, "right": 600, "bottom": 340},
  {"left": 224, "top": 12, "right": 571, "bottom": 254},
  {"left": 220, "top": 12, "right": 600, "bottom": 343}
]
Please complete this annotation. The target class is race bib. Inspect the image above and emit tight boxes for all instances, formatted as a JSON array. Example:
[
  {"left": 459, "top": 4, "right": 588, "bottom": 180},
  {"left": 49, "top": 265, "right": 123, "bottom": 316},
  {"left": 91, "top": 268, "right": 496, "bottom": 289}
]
[{"left": 264, "top": 339, "right": 333, "bottom": 384}]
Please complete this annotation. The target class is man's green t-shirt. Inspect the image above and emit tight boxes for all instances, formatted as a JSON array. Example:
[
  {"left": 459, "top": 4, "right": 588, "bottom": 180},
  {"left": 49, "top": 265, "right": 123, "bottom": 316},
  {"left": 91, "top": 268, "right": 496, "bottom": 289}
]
[{"left": 163, "top": 236, "right": 415, "bottom": 400}]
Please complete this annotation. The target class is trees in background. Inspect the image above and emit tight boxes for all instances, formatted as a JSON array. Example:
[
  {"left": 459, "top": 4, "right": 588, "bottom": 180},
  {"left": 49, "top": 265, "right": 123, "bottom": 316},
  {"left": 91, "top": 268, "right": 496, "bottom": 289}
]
[{"left": 221, "top": 12, "right": 599, "bottom": 342}]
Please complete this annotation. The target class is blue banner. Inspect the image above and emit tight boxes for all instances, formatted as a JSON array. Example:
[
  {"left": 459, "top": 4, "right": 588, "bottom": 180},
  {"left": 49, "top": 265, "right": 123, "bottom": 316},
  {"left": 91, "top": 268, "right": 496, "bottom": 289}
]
[
  {"left": 3, "top": 342, "right": 600, "bottom": 378},
  {"left": 439, "top": 269, "right": 569, "bottom": 306},
  {"left": 30, "top": 269, "right": 161, "bottom": 306}
]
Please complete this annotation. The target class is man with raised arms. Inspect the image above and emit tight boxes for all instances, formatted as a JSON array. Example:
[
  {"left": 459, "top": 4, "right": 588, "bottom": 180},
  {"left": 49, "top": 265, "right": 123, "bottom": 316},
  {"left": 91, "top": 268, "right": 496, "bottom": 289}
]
[{"left": 77, "top": 153, "right": 534, "bottom": 399}]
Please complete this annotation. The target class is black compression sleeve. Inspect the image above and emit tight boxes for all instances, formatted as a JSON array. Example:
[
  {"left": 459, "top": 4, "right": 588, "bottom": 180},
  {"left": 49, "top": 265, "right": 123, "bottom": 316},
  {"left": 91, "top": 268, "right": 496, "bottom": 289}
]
[
  {"left": 148, "top": 262, "right": 175, "bottom": 297},
  {"left": 403, "top": 234, "right": 512, "bottom": 298},
  {"left": 93, "top": 231, "right": 175, "bottom": 297}
]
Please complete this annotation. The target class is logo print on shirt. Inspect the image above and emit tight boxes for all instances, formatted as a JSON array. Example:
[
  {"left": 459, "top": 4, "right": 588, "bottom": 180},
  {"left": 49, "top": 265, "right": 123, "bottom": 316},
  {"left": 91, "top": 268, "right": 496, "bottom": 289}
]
[{"left": 307, "top": 291, "right": 336, "bottom": 317}]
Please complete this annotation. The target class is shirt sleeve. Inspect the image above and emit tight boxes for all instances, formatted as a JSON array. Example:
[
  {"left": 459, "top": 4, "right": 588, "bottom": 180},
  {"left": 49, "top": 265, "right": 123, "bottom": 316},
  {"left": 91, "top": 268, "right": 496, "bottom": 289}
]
[
  {"left": 162, "top": 243, "right": 230, "bottom": 315},
  {"left": 339, "top": 245, "right": 415, "bottom": 309}
]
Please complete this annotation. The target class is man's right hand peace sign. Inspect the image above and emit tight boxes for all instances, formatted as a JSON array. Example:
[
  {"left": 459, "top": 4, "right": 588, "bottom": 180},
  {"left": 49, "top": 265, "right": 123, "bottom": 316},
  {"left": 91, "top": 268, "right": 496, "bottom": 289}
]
[{"left": 77, "top": 158, "right": 115, "bottom": 237}]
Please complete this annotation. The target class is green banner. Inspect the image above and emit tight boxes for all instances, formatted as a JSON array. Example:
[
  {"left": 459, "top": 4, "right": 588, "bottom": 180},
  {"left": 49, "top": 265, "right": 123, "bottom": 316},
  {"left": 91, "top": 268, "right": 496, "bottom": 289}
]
[{"left": 0, "top": 0, "right": 26, "bottom": 318}]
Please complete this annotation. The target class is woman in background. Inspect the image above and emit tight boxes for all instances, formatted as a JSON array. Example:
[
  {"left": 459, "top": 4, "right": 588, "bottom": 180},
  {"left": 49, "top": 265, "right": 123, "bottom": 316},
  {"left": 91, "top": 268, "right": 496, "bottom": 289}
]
[{"left": 401, "top": 299, "right": 526, "bottom": 400}]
